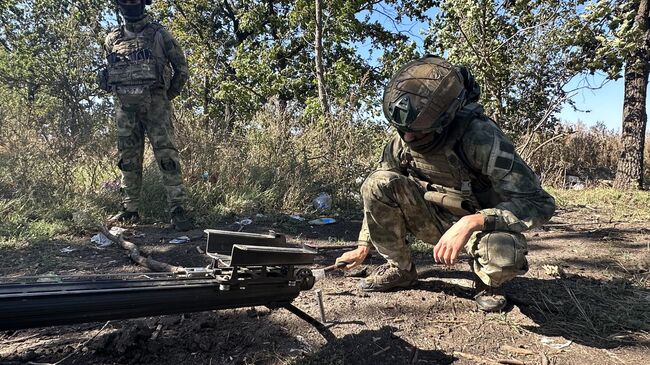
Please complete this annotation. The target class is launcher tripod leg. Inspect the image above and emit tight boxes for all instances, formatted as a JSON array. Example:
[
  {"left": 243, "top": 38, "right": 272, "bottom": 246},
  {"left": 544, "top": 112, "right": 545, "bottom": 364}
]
[{"left": 282, "top": 304, "right": 336, "bottom": 342}]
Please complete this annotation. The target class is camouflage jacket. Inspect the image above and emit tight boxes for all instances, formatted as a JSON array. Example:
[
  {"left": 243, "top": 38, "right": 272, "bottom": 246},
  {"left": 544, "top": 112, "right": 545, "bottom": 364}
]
[
  {"left": 358, "top": 104, "right": 556, "bottom": 243},
  {"left": 103, "top": 15, "right": 188, "bottom": 99}
]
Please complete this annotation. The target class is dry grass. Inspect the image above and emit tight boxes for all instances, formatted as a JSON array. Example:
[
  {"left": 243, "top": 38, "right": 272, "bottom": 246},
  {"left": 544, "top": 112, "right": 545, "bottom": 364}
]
[{"left": 522, "top": 275, "right": 650, "bottom": 346}]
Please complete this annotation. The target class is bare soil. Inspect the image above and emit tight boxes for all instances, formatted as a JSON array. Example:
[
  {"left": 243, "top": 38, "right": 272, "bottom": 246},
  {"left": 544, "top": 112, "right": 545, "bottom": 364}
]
[{"left": 1, "top": 205, "right": 649, "bottom": 365}]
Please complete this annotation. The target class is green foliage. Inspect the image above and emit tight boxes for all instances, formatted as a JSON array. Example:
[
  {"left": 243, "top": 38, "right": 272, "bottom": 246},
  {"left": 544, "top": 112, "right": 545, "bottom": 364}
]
[
  {"left": 425, "top": 0, "right": 590, "bottom": 137},
  {"left": 151, "top": 0, "right": 428, "bottom": 127},
  {"left": 0, "top": 0, "right": 644, "bottom": 242},
  {"left": 547, "top": 187, "right": 650, "bottom": 220},
  {"left": 576, "top": 0, "right": 641, "bottom": 79}
]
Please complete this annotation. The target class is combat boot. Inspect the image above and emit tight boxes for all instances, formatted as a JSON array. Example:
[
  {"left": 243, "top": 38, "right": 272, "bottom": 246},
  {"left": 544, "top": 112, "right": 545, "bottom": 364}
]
[
  {"left": 474, "top": 276, "right": 507, "bottom": 312},
  {"left": 109, "top": 209, "right": 140, "bottom": 224},
  {"left": 170, "top": 206, "right": 194, "bottom": 231},
  {"left": 359, "top": 263, "right": 418, "bottom": 292}
]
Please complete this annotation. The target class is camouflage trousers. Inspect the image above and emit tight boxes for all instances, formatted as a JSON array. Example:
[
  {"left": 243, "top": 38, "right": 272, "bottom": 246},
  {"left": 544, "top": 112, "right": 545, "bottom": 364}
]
[
  {"left": 358, "top": 170, "right": 528, "bottom": 287},
  {"left": 115, "top": 88, "right": 187, "bottom": 213}
]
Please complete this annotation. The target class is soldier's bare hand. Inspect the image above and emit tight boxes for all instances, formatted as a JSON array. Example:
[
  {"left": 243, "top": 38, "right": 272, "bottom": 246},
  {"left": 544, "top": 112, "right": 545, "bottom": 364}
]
[
  {"left": 434, "top": 214, "right": 485, "bottom": 265},
  {"left": 336, "top": 246, "right": 370, "bottom": 270}
]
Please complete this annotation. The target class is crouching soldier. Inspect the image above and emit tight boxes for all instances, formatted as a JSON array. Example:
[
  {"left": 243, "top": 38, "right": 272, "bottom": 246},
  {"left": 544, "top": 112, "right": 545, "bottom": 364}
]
[{"left": 336, "top": 56, "right": 556, "bottom": 312}]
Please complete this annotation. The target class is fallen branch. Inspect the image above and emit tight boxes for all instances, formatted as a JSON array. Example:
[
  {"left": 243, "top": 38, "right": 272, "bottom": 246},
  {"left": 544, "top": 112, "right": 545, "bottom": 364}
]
[
  {"left": 97, "top": 225, "right": 185, "bottom": 273},
  {"left": 497, "top": 359, "right": 525, "bottom": 365},
  {"left": 453, "top": 351, "right": 494, "bottom": 364}
]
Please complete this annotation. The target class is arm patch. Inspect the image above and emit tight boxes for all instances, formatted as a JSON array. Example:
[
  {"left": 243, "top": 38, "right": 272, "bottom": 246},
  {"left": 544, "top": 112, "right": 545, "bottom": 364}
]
[{"left": 487, "top": 134, "right": 515, "bottom": 180}]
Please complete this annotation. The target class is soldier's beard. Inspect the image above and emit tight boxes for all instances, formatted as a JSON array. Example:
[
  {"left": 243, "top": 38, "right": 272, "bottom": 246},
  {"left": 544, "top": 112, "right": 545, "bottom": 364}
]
[{"left": 399, "top": 129, "right": 448, "bottom": 154}]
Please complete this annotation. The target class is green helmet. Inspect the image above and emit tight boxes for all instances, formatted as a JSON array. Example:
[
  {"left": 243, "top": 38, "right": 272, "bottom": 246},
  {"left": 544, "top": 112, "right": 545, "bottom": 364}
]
[{"left": 383, "top": 55, "right": 466, "bottom": 134}]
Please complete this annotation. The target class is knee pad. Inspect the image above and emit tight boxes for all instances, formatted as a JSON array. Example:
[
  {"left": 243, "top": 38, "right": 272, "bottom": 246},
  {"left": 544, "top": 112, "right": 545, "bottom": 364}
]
[
  {"left": 478, "top": 232, "right": 528, "bottom": 269},
  {"left": 159, "top": 157, "right": 179, "bottom": 172},
  {"left": 467, "top": 231, "right": 528, "bottom": 286},
  {"left": 118, "top": 158, "right": 138, "bottom": 172}
]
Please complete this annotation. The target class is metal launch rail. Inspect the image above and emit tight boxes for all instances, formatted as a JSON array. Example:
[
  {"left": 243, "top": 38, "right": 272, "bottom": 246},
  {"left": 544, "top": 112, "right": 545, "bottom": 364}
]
[{"left": 0, "top": 230, "right": 330, "bottom": 337}]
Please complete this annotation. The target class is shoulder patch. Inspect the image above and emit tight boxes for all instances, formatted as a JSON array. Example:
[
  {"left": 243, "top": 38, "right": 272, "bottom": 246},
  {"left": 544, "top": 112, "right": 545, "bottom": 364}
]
[{"left": 486, "top": 132, "right": 515, "bottom": 180}]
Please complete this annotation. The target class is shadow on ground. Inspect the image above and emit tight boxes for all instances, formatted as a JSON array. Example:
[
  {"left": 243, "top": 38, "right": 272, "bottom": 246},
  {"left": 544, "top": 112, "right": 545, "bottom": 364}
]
[
  {"left": 294, "top": 326, "right": 454, "bottom": 365},
  {"left": 416, "top": 267, "right": 650, "bottom": 349}
]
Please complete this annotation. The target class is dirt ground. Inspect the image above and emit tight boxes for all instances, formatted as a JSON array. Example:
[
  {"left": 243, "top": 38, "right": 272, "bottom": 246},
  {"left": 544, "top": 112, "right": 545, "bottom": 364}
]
[{"left": 1, "top": 204, "right": 649, "bottom": 365}]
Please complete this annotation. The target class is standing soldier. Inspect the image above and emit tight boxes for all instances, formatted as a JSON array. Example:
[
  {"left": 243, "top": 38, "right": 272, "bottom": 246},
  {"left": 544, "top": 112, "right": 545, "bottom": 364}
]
[
  {"left": 336, "top": 55, "right": 556, "bottom": 312},
  {"left": 98, "top": 0, "right": 193, "bottom": 231}
]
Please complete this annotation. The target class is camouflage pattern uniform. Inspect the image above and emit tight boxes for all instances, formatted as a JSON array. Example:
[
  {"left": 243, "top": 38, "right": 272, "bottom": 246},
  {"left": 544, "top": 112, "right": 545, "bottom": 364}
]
[
  {"left": 103, "top": 15, "right": 189, "bottom": 214},
  {"left": 358, "top": 103, "right": 556, "bottom": 287}
]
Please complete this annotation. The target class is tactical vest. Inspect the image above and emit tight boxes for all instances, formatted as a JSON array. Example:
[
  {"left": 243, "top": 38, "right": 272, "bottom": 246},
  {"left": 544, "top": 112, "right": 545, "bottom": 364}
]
[
  {"left": 401, "top": 103, "right": 493, "bottom": 216},
  {"left": 105, "top": 22, "right": 171, "bottom": 100}
]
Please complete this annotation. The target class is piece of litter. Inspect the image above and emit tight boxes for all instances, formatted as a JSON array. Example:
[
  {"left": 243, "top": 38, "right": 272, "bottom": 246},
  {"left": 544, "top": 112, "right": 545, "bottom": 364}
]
[
  {"left": 235, "top": 218, "right": 253, "bottom": 226},
  {"left": 60, "top": 246, "right": 77, "bottom": 253},
  {"left": 289, "top": 214, "right": 305, "bottom": 221},
  {"left": 36, "top": 273, "right": 61, "bottom": 283},
  {"left": 90, "top": 226, "right": 128, "bottom": 247},
  {"left": 313, "top": 192, "right": 332, "bottom": 210},
  {"left": 91, "top": 233, "right": 113, "bottom": 247},
  {"left": 255, "top": 214, "right": 265, "bottom": 218},
  {"left": 169, "top": 236, "right": 191, "bottom": 244},
  {"left": 109, "top": 226, "right": 127, "bottom": 236},
  {"left": 540, "top": 337, "right": 572, "bottom": 350},
  {"left": 308, "top": 218, "right": 337, "bottom": 225}
]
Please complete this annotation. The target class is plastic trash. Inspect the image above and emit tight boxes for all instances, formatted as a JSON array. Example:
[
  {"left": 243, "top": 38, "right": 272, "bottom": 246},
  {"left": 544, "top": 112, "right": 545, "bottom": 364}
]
[
  {"left": 312, "top": 192, "right": 332, "bottom": 210},
  {"left": 308, "top": 218, "right": 337, "bottom": 225},
  {"left": 169, "top": 236, "right": 191, "bottom": 244},
  {"left": 91, "top": 234, "right": 112, "bottom": 247},
  {"left": 60, "top": 246, "right": 77, "bottom": 253},
  {"left": 90, "top": 227, "right": 126, "bottom": 247},
  {"left": 235, "top": 218, "right": 253, "bottom": 226},
  {"left": 540, "top": 337, "right": 572, "bottom": 350},
  {"left": 36, "top": 273, "right": 62, "bottom": 283},
  {"left": 109, "top": 227, "right": 127, "bottom": 236},
  {"left": 289, "top": 214, "right": 306, "bottom": 221},
  {"left": 572, "top": 183, "right": 585, "bottom": 191}
]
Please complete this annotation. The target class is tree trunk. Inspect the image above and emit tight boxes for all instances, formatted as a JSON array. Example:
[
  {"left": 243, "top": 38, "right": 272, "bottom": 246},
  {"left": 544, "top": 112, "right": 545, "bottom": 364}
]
[
  {"left": 614, "top": 0, "right": 649, "bottom": 190},
  {"left": 314, "top": 0, "right": 330, "bottom": 115}
]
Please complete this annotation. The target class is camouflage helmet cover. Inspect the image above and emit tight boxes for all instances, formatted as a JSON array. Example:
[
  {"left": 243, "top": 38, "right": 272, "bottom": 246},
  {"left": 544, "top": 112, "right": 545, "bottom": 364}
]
[{"left": 383, "top": 55, "right": 466, "bottom": 134}]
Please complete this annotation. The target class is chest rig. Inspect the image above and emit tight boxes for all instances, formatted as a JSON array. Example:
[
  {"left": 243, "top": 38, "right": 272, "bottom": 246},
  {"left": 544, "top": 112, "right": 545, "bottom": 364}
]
[
  {"left": 401, "top": 103, "right": 487, "bottom": 216},
  {"left": 106, "top": 22, "right": 167, "bottom": 96}
]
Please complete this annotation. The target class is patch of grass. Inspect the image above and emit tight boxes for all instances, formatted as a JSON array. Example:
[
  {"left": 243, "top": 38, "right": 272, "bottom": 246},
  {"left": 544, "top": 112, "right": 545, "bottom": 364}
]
[
  {"left": 411, "top": 237, "right": 433, "bottom": 254},
  {"left": 486, "top": 312, "right": 524, "bottom": 334},
  {"left": 520, "top": 275, "right": 650, "bottom": 346},
  {"left": 546, "top": 187, "right": 650, "bottom": 220}
]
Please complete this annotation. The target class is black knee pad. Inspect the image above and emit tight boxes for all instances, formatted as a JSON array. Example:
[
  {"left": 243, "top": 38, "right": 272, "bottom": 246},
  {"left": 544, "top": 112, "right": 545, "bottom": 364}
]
[
  {"left": 118, "top": 158, "right": 137, "bottom": 172},
  {"left": 159, "top": 157, "right": 179, "bottom": 172}
]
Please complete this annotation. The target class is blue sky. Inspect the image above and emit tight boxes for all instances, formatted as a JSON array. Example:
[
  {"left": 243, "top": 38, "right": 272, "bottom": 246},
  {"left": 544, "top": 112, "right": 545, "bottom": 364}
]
[
  {"left": 559, "top": 75, "right": 648, "bottom": 131},
  {"left": 357, "top": 4, "right": 646, "bottom": 132}
]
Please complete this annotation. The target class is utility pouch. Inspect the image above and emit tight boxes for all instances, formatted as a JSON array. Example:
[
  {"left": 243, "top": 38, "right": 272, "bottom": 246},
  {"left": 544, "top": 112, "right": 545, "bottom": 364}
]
[{"left": 116, "top": 86, "right": 152, "bottom": 107}]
